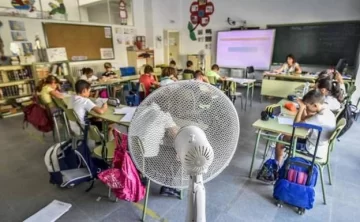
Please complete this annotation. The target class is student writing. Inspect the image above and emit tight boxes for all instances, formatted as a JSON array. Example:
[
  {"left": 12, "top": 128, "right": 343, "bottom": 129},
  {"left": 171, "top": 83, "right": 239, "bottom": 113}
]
[
  {"left": 275, "top": 54, "right": 302, "bottom": 74},
  {"left": 139, "top": 65, "right": 160, "bottom": 97},
  {"left": 275, "top": 90, "right": 336, "bottom": 165},
  {"left": 206, "top": 64, "right": 226, "bottom": 82},
  {"left": 80, "top": 67, "right": 98, "bottom": 82}
]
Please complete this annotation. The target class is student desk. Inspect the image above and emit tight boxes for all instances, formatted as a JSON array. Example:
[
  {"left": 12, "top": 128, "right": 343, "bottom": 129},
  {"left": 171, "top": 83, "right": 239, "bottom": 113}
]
[
  {"left": 248, "top": 99, "right": 308, "bottom": 178},
  {"left": 227, "top": 78, "right": 256, "bottom": 110},
  {"left": 261, "top": 73, "right": 316, "bottom": 99},
  {"left": 91, "top": 75, "right": 141, "bottom": 97}
]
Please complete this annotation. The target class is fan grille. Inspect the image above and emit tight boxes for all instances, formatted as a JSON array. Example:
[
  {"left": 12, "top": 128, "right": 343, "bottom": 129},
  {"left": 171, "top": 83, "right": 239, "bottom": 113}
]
[{"left": 128, "top": 81, "right": 240, "bottom": 189}]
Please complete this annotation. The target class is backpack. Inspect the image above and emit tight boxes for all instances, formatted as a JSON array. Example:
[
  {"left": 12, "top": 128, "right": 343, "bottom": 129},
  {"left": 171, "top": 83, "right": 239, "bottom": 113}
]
[
  {"left": 257, "top": 158, "right": 279, "bottom": 183},
  {"left": 337, "top": 101, "right": 354, "bottom": 138},
  {"left": 98, "top": 130, "right": 146, "bottom": 202},
  {"left": 44, "top": 123, "right": 98, "bottom": 190},
  {"left": 23, "top": 96, "right": 53, "bottom": 133}
]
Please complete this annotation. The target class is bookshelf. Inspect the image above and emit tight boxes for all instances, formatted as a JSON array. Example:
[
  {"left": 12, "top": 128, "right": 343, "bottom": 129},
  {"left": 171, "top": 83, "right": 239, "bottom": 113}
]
[
  {"left": 0, "top": 65, "right": 36, "bottom": 118},
  {"left": 127, "top": 49, "right": 155, "bottom": 74},
  {"left": 32, "top": 61, "right": 71, "bottom": 85}
]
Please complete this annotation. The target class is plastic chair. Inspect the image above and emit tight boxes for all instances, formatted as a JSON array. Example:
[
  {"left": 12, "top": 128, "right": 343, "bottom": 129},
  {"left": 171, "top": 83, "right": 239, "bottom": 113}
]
[
  {"left": 294, "top": 118, "right": 346, "bottom": 205},
  {"left": 183, "top": 73, "right": 193, "bottom": 80},
  {"left": 52, "top": 97, "right": 71, "bottom": 139}
]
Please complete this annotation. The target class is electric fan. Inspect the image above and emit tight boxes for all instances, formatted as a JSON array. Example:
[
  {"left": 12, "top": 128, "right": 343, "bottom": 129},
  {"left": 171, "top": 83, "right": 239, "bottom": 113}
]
[{"left": 128, "top": 81, "right": 240, "bottom": 222}]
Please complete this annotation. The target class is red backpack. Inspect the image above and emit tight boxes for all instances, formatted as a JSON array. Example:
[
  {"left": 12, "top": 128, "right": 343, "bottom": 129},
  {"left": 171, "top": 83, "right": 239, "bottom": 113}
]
[
  {"left": 23, "top": 96, "right": 53, "bottom": 133},
  {"left": 98, "top": 130, "right": 146, "bottom": 202}
]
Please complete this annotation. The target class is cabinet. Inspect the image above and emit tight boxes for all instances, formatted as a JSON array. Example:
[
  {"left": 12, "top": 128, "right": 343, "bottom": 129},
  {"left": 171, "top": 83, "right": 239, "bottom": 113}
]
[
  {"left": 127, "top": 50, "right": 155, "bottom": 74},
  {"left": 0, "top": 65, "right": 36, "bottom": 118},
  {"left": 187, "top": 54, "right": 212, "bottom": 73}
]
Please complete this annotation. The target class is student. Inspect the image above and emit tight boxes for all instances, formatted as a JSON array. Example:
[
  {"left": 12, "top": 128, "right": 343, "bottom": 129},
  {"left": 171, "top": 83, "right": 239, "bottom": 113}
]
[
  {"left": 139, "top": 65, "right": 159, "bottom": 96},
  {"left": 39, "top": 75, "right": 63, "bottom": 108},
  {"left": 275, "top": 90, "right": 336, "bottom": 165},
  {"left": 182, "top": 60, "right": 195, "bottom": 77},
  {"left": 317, "top": 69, "right": 346, "bottom": 95},
  {"left": 80, "top": 67, "right": 98, "bottom": 82},
  {"left": 160, "top": 67, "right": 177, "bottom": 86},
  {"left": 317, "top": 78, "right": 342, "bottom": 111},
  {"left": 169, "top": 60, "right": 177, "bottom": 69},
  {"left": 194, "top": 70, "right": 209, "bottom": 83},
  {"left": 275, "top": 54, "right": 302, "bottom": 74},
  {"left": 72, "top": 80, "right": 112, "bottom": 139},
  {"left": 206, "top": 64, "right": 226, "bottom": 81},
  {"left": 102, "top": 62, "right": 117, "bottom": 79}
]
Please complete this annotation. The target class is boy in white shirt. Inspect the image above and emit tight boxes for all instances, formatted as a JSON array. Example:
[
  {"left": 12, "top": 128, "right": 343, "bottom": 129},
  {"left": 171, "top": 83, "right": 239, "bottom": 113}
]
[
  {"left": 275, "top": 90, "right": 336, "bottom": 165},
  {"left": 71, "top": 80, "right": 108, "bottom": 137}
]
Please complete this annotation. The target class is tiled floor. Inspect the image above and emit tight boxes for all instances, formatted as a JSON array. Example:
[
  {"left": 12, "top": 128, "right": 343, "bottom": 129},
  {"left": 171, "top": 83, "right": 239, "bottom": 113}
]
[{"left": 1, "top": 88, "right": 360, "bottom": 222}]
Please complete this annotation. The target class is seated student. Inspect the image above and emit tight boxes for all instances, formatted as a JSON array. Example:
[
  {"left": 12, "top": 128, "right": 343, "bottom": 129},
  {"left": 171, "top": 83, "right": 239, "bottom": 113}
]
[
  {"left": 194, "top": 70, "right": 209, "bottom": 83},
  {"left": 160, "top": 67, "right": 177, "bottom": 86},
  {"left": 317, "top": 69, "right": 346, "bottom": 95},
  {"left": 102, "top": 62, "right": 118, "bottom": 79},
  {"left": 72, "top": 80, "right": 113, "bottom": 140},
  {"left": 139, "top": 65, "right": 160, "bottom": 96},
  {"left": 182, "top": 60, "right": 195, "bottom": 77},
  {"left": 206, "top": 64, "right": 226, "bottom": 82},
  {"left": 275, "top": 90, "right": 336, "bottom": 166},
  {"left": 80, "top": 67, "right": 98, "bottom": 83},
  {"left": 169, "top": 60, "right": 178, "bottom": 79},
  {"left": 275, "top": 54, "right": 302, "bottom": 74},
  {"left": 39, "top": 75, "right": 63, "bottom": 109},
  {"left": 317, "top": 78, "right": 342, "bottom": 112}
]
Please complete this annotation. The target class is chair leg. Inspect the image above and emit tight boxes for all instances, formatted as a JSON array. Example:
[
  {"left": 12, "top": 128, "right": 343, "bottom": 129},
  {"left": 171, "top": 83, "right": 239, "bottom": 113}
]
[
  {"left": 263, "top": 140, "right": 270, "bottom": 161},
  {"left": 142, "top": 179, "right": 151, "bottom": 222},
  {"left": 319, "top": 166, "right": 326, "bottom": 205},
  {"left": 53, "top": 116, "right": 61, "bottom": 143},
  {"left": 240, "top": 96, "right": 244, "bottom": 110},
  {"left": 326, "top": 163, "right": 332, "bottom": 185},
  {"left": 62, "top": 112, "right": 71, "bottom": 140}
]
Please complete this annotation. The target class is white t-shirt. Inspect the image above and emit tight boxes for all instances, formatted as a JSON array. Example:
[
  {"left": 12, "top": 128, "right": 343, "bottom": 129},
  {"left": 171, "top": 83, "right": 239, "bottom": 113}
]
[
  {"left": 304, "top": 107, "right": 336, "bottom": 159},
  {"left": 80, "top": 75, "right": 98, "bottom": 82},
  {"left": 324, "top": 96, "right": 341, "bottom": 112},
  {"left": 282, "top": 63, "right": 299, "bottom": 73},
  {"left": 131, "top": 103, "right": 176, "bottom": 157},
  {"left": 160, "top": 78, "right": 175, "bottom": 86},
  {"left": 71, "top": 95, "right": 96, "bottom": 124}
]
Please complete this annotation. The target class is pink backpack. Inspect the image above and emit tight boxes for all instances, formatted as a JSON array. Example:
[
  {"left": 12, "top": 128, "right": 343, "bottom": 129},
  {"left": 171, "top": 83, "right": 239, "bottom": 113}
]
[
  {"left": 98, "top": 130, "right": 145, "bottom": 202},
  {"left": 99, "top": 89, "right": 108, "bottom": 98}
]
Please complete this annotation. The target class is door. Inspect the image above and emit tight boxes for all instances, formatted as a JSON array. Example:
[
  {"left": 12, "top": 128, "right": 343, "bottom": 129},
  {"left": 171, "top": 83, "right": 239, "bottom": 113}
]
[{"left": 163, "top": 30, "right": 180, "bottom": 65}]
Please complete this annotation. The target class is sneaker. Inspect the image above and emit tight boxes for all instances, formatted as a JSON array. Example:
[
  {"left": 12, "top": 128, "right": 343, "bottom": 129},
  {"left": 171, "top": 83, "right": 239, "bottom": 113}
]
[{"left": 160, "top": 187, "right": 181, "bottom": 198}]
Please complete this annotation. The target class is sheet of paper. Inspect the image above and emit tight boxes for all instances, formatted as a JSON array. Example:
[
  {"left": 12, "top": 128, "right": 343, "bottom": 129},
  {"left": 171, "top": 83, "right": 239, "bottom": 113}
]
[
  {"left": 24, "top": 200, "right": 72, "bottom": 222},
  {"left": 120, "top": 108, "right": 136, "bottom": 122},
  {"left": 114, "top": 107, "right": 136, "bottom": 115},
  {"left": 95, "top": 98, "right": 108, "bottom": 107},
  {"left": 278, "top": 116, "right": 294, "bottom": 125}
]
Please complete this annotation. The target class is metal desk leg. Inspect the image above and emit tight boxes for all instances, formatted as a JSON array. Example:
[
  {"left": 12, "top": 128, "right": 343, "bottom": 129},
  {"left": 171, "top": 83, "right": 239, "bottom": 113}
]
[
  {"left": 245, "top": 84, "right": 250, "bottom": 111},
  {"left": 251, "top": 82, "right": 254, "bottom": 107},
  {"left": 249, "top": 130, "right": 262, "bottom": 178},
  {"left": 142, "top": 179, "right": 151, "bottom": 222},
  {"left": 102, "top": 121, "right": 109, "bottom": 142}
]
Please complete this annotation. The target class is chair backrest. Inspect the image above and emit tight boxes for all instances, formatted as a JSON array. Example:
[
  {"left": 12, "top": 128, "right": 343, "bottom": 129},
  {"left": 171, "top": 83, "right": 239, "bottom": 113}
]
[
  {"left": 52, "top": 96, "right": 67, "bottom": 110},
  {"left": 183, "top": 73, "right": 193, "bottom": 80},
  {"left": 347, "top": 85, "right": 356, "bottom": 99},
  {"left": 329, "top": 118, "right": 346, "bottom": 152}
]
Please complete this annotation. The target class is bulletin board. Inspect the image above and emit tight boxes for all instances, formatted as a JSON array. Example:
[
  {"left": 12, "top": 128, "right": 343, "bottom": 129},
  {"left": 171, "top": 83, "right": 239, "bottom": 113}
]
[{"left": 43, "top": 23, "right": 114, "bottom": 61}]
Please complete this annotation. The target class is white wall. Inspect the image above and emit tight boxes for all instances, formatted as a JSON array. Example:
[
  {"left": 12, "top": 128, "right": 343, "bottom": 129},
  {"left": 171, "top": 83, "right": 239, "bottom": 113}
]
[{"left": 0, "top": 0, "right": 146, "bottom": 68}]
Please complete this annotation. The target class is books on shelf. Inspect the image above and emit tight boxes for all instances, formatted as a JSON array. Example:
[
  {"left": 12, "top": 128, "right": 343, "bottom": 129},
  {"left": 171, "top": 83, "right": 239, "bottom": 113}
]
[
  {"left": 0, "top": 81, "right": 35, "bottom": 99},
  {"left": 0, "top": 66, "right": 33, "bottom": 83}
]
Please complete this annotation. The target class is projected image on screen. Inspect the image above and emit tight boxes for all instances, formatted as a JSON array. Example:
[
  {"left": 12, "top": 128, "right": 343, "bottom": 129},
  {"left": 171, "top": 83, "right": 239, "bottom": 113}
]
[{"left": 216, "top": 30, "right": 276, "bottom": 70}]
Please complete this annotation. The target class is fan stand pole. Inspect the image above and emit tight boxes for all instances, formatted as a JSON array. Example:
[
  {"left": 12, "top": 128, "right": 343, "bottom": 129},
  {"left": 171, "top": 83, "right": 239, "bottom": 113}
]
[{"left": 187, "top": 175, "right": 206, "bottom": 222}]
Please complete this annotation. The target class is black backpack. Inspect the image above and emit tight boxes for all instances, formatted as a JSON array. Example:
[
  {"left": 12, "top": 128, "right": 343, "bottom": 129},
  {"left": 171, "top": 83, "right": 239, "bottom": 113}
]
[{"left": 336, "top": 101, "right": 354, "bottom": 138}]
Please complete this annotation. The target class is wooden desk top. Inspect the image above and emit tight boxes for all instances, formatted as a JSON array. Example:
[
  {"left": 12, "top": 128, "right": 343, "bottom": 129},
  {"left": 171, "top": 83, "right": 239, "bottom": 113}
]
[
  {"left": 263, "top": 73, "right": 316, "bottom": 81},
  {"left": 227, "top": 78, "right": 256, "bottom": 85}
]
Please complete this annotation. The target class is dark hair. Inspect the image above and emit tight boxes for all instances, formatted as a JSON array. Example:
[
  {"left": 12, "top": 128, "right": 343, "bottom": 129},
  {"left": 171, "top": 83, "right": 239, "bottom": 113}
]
[
  {"left": 316, "top": 70, "right": 338, "bottom": 83},
  {"left": 186, "top": 60, "right": 193, "bottom": 68},
  {"left": 286, "top": 54, "right": 296, "bottom": 63},
  {"left": 75, "top": 79, "right": 91, "bottom": 94},
  {"left": 82, "top": 67, "right": 94, "bottom": 75},
  {"left": 104, "top": 62, "right": 112, "bottom": 69},
  {"left": 317, "top": 78, "right": 342, "bottom": 101},
  {"left": 144, "top": 65, "right": 153, "bottom": 74},
  {"left": 211, "top": 64, "right": 219, "bottom": 71},
  {"left": 194, "top": 70, "right": 203, "bottom": 79},
  {"left": 303, "top": 89, "right": 325, "bottom": 104},
  {"left": 170, "top": 60, "right": 176, "bottom": 66},
  {"left": 161, "top": 67, "right": 176, "bottom": 78},
  {"left": 37, "top": 75, "right": 60, "bottom": 92}
]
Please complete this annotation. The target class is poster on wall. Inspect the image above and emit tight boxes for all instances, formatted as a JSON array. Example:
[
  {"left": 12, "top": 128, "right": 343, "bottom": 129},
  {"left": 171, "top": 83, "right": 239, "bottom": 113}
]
[
  {"left": 100, "top": 48, "right": 114, "bottom": 59},
  {"left": 104, "top": 27, "right": 112, "bottom": 38},
  {"left": 46, "top": 47, "right": 68, "bottom": 62},
  {"left": 9, "top": 20, "right": 25, "bottom": 31},
  {"left": 188, "top": 0, "right": 215, "bottom": 41},
  {"left": 22, "top": 42, "right": 33, "bottom": 55},
  {"left": 11, "top": 31, "right": 27, "bottom": 41}
]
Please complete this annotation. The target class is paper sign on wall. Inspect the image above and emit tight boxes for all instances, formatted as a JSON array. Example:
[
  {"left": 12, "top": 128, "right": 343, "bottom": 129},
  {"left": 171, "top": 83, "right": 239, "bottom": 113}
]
[
  {"left": 46, "top": 48, "right": 68, "bottom": 62},
  {"left": 100, "top": 48, "right": 114, "bottom": 59},
  {"left": 104, "top": 27, "right": 112, "bottom": 38}
]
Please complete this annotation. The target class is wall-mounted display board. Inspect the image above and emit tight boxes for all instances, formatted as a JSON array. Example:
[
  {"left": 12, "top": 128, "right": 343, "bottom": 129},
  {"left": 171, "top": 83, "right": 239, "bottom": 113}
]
[
  {"left": 43, "top": 23, "right": 114, "bottom": 61},
  {"left": 268, "top": 21, "right": 360, "bottom": 66}
]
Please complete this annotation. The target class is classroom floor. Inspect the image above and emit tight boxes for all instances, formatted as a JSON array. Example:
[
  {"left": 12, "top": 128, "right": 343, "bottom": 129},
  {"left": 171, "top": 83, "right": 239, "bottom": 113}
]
[{"left": 1, "top": 88, "right": 360, "bottom": 222}]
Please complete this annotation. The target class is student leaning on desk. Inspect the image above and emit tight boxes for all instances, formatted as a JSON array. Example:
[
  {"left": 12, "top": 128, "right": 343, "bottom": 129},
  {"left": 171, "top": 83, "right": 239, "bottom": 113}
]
[
  {"left": 275, "top": 90, "right": 336, "bottom": 166},
  {"left": 274, "top": 54, "right": 302, "bottom": 74},
  {"left": 206, "top": 64, "right": 227, "bottom": 81}
]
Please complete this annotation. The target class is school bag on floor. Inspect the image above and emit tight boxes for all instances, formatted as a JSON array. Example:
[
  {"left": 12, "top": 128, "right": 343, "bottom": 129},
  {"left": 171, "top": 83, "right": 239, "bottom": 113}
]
[
  {"left": 273, "top": 123, "right": 321, "bottom": 215},
  {"left": 336, "top": 101, "right": 354, "bottom": 138},
  {"left": 98, "top": 130, "right": 146, "bottom": 202},
  {"left": 23, "top": 96, "right": 53, "bottom": 133},
  {"left": 44, "top": 122, "right": 98, "bottom": 190}
]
